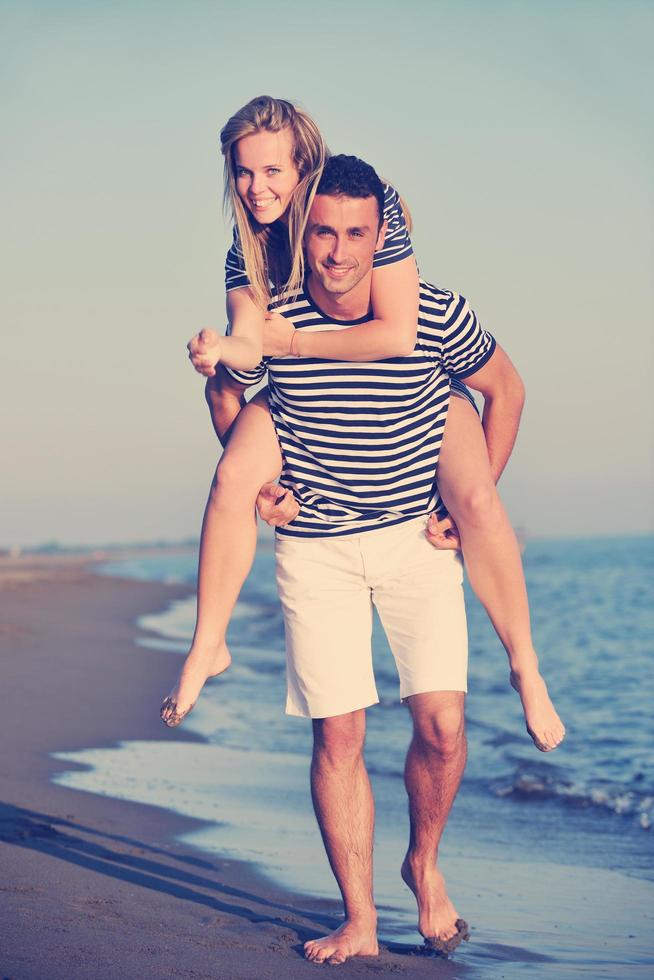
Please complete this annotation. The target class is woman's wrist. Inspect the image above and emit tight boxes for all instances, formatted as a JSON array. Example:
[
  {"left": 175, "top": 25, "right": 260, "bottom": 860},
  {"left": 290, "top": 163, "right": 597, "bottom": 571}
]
[{"left": 289, "top": 329, "right": 301, "bottom": 356}]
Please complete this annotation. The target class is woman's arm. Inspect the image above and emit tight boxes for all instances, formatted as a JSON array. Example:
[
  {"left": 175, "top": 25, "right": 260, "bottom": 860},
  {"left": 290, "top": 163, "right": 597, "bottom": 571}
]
[
  {"left": 187, "top": 288, "right": 264, "bottom": 375},
  {"left": 301, "top": 256, "right": 419, "bottom": 359},
  {"left": 221, "top": 288, "right": 264, "bottom": 370},
  {"left": 266, "top": 182, "right": 419, "bottom": 361},
  {"left": 264, "top": 256, "right": 419, "bottom": 361}
]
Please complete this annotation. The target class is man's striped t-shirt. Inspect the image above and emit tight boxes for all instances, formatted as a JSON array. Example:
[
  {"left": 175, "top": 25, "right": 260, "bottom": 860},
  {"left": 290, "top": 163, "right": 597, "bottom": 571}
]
[
  {"left": 224, "top": 183, "right": 413, "bottom": 292},
  {"left": 227, "top": 279, "right": 496, "bottom": 539}
]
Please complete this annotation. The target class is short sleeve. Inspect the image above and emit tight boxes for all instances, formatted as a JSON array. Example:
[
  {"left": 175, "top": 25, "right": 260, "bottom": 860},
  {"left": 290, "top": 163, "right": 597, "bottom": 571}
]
[
  {"left": 373, "top": 184, "right": 414, "bottom": 269},
  {"left": 224, "top": 359, "right": 269, "bottom": 387},
  {"left": 440, "top": 292, "right": 496, "bottom": 378},
  {"left": 450, "top": 376, "right": 478, "bottom": 411},
  {"left": 225, "top": 226, "right": 251, "bottom": 292}
]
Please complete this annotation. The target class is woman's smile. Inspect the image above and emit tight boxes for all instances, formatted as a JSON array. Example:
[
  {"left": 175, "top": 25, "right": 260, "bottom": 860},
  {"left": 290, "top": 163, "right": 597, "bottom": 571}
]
[{"left": 235, "top": 128, "right": 300, "bottom": 224}]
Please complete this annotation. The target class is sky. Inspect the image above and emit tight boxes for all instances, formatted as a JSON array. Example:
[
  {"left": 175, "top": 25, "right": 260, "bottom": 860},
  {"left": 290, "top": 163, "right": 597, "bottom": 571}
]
[{"left": 1, "top": 0, "right": 653, "bottom": 547}]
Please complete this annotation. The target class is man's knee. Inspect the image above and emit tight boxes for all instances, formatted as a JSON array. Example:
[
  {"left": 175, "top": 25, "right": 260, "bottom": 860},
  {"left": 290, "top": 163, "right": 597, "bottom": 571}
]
[
  {"left": 411, "top": 697, "right": 465, "bottom": 758},
  {"left": 312, "top": 711, "right": 366, "bottom": 767}
]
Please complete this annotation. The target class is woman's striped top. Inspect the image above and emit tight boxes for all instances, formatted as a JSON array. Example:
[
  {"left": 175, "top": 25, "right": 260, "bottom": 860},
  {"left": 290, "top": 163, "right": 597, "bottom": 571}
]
[
  {"left": 224, "top": 183, "right": 413, "bottom": 292},
  {"left": 227, "top": 279, "right": 496, "bottom": 538}
]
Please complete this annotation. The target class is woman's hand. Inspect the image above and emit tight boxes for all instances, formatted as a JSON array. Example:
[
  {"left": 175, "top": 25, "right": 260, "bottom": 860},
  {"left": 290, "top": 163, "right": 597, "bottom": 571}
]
[
  {"left": 187, "top": 328, "right": 223, "bottom": 377},
  {"left": 263, "top": 312, "right": 296, "bottom": 357},
  {"left": 425, "top": 512, "right": 462, "bottom": 550}
]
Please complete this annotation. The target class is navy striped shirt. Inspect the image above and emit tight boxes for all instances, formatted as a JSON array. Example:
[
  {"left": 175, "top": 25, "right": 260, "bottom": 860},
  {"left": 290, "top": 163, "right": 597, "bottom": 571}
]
[
  {"left": 227, "top": 280, "right": 496, "bottom": 538},
  {"left": 224, "top": 183, "right": 413, "bottom": 292}
]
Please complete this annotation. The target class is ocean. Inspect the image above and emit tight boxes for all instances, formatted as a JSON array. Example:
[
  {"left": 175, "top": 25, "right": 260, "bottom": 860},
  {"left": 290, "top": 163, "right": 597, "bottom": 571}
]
[{"left": 52, "top": 532, "right": 654, "bottom": 976}]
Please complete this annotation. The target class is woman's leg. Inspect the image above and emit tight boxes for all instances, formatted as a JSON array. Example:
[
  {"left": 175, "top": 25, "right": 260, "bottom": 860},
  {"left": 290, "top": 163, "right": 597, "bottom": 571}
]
[
  {"left": 431, "top": 396, "right": 565, "bottom": 752},
  {"left": 161, "top": 390, "right": 284, "bottom": 727}
]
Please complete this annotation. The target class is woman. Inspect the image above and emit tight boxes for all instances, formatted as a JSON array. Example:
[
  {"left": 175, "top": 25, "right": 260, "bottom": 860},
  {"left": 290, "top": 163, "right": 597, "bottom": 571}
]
[{"left": 160, "top": 95, "right": 564, "bottom": 752}]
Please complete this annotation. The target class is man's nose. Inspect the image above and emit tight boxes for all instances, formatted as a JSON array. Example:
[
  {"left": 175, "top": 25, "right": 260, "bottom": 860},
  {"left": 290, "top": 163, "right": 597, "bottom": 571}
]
[{"left": 330, "top": 236, "right": 347, "bottom": 264}]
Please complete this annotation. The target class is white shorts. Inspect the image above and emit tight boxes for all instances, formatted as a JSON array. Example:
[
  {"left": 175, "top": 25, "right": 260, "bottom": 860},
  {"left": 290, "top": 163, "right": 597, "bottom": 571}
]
[{"left": 275, "top": 515, "right": 468, "bottom": 719}]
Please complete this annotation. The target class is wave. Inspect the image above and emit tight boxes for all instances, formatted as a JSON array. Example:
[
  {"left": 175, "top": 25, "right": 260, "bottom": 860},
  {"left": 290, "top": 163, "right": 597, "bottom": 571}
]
[{"left": 492, "top": 768, "right": 653, "bottom": 830}]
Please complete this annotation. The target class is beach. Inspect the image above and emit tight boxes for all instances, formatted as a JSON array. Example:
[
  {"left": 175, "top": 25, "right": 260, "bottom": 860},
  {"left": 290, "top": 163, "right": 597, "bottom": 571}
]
[
  {"left": 0, "top": 555, "right": 471, "bottom": 979},
  {"left": 1, "top": 550, "right": 652, "bottom": 979}
]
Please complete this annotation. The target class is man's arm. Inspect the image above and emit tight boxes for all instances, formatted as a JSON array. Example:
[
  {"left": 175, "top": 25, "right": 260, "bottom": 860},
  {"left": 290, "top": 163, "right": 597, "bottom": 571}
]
[
  {"left": 458, "top": 343, "right": 526, "bottom": 483},
  {"left": 204, "top": 366, "right": 249, "bottom": 447}
]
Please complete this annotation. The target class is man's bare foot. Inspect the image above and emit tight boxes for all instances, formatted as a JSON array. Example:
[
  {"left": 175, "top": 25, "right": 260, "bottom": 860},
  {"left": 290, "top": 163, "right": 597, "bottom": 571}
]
[
  {"left": 160, "top": 642, "right": 231, "bottom": 727},
  {"left": 510, "top": 668, "right": 566, "bottom": 752},
  {"left": 401, "top": 855, "right": 466, "bottom": 948},
  {"left": 303, "top": 915, "right": 378, "bottom": 966}
]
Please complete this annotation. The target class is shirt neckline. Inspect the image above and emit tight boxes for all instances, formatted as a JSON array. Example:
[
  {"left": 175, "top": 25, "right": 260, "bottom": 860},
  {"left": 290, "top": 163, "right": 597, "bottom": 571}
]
[{"left": 303, "top": 277, "right": 374, "bottom": 327}]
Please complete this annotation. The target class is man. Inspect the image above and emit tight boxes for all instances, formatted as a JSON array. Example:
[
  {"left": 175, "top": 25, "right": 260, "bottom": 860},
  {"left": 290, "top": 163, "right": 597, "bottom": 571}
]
[{"left": 194, "top": 155, "right": 524, "bottom": 965}]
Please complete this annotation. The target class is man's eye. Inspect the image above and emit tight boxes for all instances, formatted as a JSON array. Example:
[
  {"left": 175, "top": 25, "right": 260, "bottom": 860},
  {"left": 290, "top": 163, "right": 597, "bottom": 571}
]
[{"left": 350, "top": 231, "right": 364, "bottom": 238}]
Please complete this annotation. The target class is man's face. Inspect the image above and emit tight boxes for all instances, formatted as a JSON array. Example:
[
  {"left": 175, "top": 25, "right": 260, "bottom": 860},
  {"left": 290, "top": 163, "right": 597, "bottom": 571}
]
[{"left": 304, "top": 194, "right": 386, "bottom": 297}]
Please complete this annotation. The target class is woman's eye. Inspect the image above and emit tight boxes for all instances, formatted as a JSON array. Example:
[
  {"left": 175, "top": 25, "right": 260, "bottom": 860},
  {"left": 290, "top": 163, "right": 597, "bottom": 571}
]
[{"left": 267, "top": 168, "right": 281, "bottom": 175}]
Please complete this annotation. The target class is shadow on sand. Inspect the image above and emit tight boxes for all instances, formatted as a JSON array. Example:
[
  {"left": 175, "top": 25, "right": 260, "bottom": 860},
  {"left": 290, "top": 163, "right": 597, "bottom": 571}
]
[{"left": 0, "top": 801, "right": 490, "bottom": 972}]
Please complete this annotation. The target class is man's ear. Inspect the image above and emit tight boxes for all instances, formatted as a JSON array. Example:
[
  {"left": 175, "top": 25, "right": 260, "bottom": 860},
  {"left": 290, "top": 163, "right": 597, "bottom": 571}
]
[{"left": 375, "top": 219, "right": 388, "bottom": 251}]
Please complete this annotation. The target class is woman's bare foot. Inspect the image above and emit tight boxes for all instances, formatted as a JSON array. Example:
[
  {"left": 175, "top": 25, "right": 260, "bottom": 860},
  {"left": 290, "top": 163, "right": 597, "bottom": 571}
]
[
  {"left": 510, "top": 668, "right": 566, "bottom": 751},
  {"left": 401, "top": 855, "right": 467, "bottom": 948},
  {"left": 160, "top": 642, "right": 231, "bottom": 727},
  {"left": 303, "top": 915, "right": 379, "bottom": 966}
]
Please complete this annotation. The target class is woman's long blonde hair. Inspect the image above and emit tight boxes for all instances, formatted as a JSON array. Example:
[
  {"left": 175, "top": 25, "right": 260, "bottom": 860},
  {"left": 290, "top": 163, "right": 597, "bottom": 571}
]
[{"left": 220, "top": 96, "right": 327, "bottom": 309}]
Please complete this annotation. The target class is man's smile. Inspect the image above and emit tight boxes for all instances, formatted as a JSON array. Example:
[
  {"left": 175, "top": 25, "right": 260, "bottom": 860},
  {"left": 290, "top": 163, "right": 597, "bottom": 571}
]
[{"left": 323, "top": 263, "right": 356, "bottom": 278}]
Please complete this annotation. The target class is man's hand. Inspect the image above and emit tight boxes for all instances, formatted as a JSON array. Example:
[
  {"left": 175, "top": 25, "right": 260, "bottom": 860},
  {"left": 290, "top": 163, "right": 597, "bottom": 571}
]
[
  {"left": 256, "top": 482, "right": 300, "bottom": 527},
  {"left": 263, "top": 312, "right": 296, "bottom": 357},
  {"left": 188, "top": 328, "right": 223, "bottom": 377},
  {"left": 425, "top": 512, "right": 461, "bottom": 550}
]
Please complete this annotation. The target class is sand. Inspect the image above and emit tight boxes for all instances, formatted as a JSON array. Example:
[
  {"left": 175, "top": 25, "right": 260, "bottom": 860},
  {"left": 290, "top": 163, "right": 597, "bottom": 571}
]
[{"left": 0, "top": 555, "right": 479, "bottom": 979}]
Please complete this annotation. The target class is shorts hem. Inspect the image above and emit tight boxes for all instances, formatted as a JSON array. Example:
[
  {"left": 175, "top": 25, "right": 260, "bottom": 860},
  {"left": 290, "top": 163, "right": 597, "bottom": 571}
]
[
  {"left": 285, "top": 695, "right": 380, "bottom": 720},
  {"left": 399, "top": 681, "right": 468, "bottom": 702}
]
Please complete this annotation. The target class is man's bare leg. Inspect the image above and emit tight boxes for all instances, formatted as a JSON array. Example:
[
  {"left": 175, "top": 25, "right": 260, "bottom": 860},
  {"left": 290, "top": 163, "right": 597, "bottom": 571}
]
[
  {"left": 401, "top": 691, "right": 468, "bottom": 946},
  {"left": 430, "top": 396, "right": 565, "bottom": 752},
  {"left": 304, "top": 710, "right": 379, "bottom": 966},
  {"left": 161, "top": 394, "right": 284, "bottom": 726}
]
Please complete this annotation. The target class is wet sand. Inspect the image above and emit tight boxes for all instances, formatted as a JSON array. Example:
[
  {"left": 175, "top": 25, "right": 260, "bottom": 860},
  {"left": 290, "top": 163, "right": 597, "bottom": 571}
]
[{"left": 0, "top": 554, "right": 482, "bottom": 979}]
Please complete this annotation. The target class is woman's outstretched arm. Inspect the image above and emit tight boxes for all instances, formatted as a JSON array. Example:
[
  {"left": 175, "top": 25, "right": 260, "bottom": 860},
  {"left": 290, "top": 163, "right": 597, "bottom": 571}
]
[{"left": 190, "top": 288, "right": 265, "bottom": 376}]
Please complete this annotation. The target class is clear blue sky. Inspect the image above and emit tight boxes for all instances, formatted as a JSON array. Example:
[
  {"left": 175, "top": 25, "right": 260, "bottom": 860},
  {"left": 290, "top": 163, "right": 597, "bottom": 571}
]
[{"left": 2, "top": 0, "right": 652, "bottom": 547}]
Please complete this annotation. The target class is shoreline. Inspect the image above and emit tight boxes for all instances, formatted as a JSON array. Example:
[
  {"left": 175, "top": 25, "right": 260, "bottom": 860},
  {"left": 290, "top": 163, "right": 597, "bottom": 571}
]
[
  {"left": 0, "top": 554, "right": 468, "bottom": 979},
  {"left": 2, "top": 553, "right": 652, "bottom": 979}
]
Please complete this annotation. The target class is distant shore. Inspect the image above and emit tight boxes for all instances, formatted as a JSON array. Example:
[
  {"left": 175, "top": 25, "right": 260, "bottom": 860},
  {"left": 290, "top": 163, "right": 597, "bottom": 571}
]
[{"left": 0, "top": 553, "right": 481, "bottom": 979}]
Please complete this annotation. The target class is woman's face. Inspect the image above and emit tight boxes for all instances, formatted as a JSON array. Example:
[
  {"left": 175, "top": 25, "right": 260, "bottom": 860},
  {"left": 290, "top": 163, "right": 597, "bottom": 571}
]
[{"left": 234, "top": 128, "right": 300, "bottom": 224}]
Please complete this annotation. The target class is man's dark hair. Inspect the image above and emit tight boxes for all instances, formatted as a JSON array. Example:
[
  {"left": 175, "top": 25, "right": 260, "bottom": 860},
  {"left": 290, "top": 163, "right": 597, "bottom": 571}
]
[{"left": 316, "top": 154, "right": 385, "bottom": 229}]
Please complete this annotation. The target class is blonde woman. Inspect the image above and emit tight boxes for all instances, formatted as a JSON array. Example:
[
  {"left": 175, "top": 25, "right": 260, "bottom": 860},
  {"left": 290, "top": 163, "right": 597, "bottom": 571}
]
[{"left": 161, "top": 96, "right": 564, "bottom": 754}]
